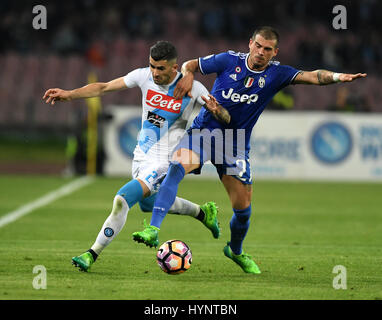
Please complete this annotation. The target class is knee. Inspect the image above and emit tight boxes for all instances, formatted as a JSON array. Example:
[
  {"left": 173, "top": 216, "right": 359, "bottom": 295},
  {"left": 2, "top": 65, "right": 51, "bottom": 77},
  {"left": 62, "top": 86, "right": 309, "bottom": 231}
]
[
  {"left": 232, "top": 194, "right": 252, "bottom": 210},
  {"left": 111, "top": 195, "right": 128, "bottom": 216},
  {"left": 172, "top": 149, "right": 200, "bottom": 174},
  {"left": 116, "top": 179, "right": 145, "bottom": 208},
  {"left": 222, "top": 175, "right": 252, "bottom": 209}
]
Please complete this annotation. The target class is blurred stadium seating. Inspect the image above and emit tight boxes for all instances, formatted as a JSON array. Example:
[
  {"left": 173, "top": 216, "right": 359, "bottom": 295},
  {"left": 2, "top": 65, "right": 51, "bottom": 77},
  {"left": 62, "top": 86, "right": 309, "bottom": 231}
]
[{"left": 0, "top": 0, "right": 381, "bottom": 132}]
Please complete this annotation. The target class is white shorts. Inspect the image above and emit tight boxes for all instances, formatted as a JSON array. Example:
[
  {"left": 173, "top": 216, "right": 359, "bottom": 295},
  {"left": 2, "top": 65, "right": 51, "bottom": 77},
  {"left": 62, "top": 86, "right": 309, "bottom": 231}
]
[{"left": 132, "top": 158, "right": 169, "bottom": 195}]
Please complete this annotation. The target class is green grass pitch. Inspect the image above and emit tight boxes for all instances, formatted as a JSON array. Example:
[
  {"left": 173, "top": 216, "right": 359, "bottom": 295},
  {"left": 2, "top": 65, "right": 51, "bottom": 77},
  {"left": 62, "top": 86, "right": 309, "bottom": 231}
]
[{"left": 0, "top": 174, "right": 381, "bottom": 300}]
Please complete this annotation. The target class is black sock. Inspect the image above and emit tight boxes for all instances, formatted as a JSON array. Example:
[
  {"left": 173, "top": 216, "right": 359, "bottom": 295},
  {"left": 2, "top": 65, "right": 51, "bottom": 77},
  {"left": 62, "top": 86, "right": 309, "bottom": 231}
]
[
  {"left": 88, "top": 249, "right": 98, "bottom": 262},
  {"left": 196, "top": 209, "right": 205, "bottom": 222}
]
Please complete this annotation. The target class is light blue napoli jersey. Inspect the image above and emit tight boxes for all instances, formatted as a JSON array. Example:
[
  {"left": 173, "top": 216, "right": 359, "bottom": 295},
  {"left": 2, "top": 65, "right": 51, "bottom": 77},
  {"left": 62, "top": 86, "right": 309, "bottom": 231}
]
[
  {"left": 124, "top": 68, "right": 208, "bottom": 161},
  {"left": 191, "top": 51, "right": 300, "bottom": 151}
]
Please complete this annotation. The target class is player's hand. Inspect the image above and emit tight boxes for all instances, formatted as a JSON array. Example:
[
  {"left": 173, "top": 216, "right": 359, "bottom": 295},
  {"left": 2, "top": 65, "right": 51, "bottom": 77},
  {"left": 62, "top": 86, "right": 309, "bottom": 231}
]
[
  {"left": 339, "top": 73, "right": 367, "bottom": 82},
  {"left": 201, "top": 94, "right": 219, "bottom": 115},
  {"left": 173, "top": 73, "right": 194, "bottom": 100},
  {"left": 42, "top": 88, "right": 72, "bottom": 105},
  {"left": 201, "top": 94, "right": 231, "bottom": 124}
]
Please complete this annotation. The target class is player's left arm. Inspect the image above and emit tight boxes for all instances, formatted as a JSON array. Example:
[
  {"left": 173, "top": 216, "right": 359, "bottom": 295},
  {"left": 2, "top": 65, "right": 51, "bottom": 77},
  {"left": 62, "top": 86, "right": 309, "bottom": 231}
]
[
  {"left": 292, "top": 70, "right": 367, "bottom": 85},
  {"left": 201, "top": 94, "right": 231, "bottom": 124},
  {"left": 173, "top": 59, "right": 200, "bottom": 100}
]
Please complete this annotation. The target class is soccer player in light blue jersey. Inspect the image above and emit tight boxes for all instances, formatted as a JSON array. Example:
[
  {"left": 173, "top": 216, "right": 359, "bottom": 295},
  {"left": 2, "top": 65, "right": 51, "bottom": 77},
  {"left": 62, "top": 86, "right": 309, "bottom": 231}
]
[
  {"left": 133, "top": 27, "right": 366, "bottom": 273},
  {"left": 43, "top": 41, "right": 227, "bottom": 272}
]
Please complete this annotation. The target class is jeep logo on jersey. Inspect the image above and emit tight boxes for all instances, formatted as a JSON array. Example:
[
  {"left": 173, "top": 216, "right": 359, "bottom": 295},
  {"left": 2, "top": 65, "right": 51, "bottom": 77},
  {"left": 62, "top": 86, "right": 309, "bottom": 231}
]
[
  {"left": 146, "top": 90, "right": 182, "bottom": 113},
  {"left": 222, "top": 88, "right": 259, "bottom": 104}
]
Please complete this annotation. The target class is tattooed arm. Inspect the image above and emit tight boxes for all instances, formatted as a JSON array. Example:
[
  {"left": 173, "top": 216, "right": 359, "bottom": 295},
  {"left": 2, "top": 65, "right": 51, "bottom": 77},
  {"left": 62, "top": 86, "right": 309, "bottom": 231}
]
[
  {"left": 292, "top": 70, "right": 367, "bottom": 85},
  {"left": 201, "top": 94, "right": 231, "bottom": 124}
]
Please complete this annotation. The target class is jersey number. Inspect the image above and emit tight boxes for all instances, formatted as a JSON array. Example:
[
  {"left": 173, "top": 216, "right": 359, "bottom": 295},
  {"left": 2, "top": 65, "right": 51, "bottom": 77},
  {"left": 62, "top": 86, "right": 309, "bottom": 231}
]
[{"left": 236, "top": 159, "right": 252, "bottom": 182}]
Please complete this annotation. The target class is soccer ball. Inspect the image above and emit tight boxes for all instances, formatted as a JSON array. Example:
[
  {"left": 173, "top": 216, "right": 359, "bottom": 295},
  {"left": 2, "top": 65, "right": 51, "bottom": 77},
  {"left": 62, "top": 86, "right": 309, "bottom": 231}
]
[{"left": 156, "top": 240, "right": 192, "bottom": 274}]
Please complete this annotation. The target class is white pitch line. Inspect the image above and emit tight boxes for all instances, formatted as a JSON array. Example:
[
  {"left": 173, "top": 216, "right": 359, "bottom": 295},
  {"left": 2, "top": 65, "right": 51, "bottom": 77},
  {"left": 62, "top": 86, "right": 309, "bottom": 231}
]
[{"left": 0, "top": 176, "right": 95, "bottom": 228}]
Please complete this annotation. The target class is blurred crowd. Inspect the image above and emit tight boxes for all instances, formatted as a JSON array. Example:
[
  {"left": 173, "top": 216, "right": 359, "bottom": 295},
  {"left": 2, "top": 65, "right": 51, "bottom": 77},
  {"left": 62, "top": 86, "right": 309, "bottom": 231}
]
[
  {"left": 1, "top": 0, "right": 381, "bottom": 74},
  {"left": 0, "top": 0, "right": 381, "bottom": 130}
]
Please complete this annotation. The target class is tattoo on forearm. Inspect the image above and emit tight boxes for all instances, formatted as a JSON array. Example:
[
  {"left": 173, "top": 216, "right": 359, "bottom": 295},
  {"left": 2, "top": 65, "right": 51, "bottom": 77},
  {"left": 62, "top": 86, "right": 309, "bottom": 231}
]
[
  {"left": 214, "top": 105, "right": 231, "bottom": 124},
  {"left": 317, "top": 70, "right": 334, "bottom": 85}
]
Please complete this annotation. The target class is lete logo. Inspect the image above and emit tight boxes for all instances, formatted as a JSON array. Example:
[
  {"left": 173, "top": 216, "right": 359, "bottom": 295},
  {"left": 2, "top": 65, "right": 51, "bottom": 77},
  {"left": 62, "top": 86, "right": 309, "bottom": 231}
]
[{"left": 146, "top": 90, "right": 182, "bottom": 113}]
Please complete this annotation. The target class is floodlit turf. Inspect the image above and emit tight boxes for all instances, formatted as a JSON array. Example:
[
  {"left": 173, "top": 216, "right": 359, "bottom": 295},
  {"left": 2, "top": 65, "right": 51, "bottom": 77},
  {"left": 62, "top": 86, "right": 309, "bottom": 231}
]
[{"left": 0, "top": 175, "right": 381, "bottom": 300}]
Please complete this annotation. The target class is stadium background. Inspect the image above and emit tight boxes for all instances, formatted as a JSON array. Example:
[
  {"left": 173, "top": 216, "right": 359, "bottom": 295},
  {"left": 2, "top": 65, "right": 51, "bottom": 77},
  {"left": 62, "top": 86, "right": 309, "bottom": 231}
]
[
  {"left": 0, "top": 0, "right": 382, "bottom": 302},
  {"left": 1, "top": 0, "right": 381, "bottom": 175}
]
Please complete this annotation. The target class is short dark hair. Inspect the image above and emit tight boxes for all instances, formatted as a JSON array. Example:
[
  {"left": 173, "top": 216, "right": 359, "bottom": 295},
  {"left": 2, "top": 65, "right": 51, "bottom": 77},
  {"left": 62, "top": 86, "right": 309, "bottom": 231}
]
[
  {"left": 150, "top": 41, "right": 177, "bottom": 61},
  {"left": 252, "top": 26, "right": 279, "bottom": 47}
]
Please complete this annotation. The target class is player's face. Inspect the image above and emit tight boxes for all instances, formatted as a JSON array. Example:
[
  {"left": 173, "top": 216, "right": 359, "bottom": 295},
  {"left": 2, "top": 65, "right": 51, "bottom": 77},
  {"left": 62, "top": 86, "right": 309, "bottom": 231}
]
[
  {"left": 248, "top": 34, "right": 278, "bottom": 70},
  {"left": 149, "top": 57, "right": 178, "bottom": 85}
]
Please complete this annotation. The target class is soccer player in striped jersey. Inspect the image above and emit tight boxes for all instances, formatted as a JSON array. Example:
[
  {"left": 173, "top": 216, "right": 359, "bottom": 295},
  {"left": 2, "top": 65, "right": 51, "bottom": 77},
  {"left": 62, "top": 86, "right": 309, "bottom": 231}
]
[
  {"left": 133, "top": 27, "right": 366, "bottom": 274},
  {"left": 43, "top": 41, "right": 229, "bottom": 272}
]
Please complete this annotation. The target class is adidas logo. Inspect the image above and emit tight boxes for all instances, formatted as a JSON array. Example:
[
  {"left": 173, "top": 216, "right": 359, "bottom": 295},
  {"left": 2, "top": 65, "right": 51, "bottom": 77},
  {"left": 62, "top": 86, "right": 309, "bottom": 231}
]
[{"left": 229, "top": 74, "right": 237, "bottom": 81}]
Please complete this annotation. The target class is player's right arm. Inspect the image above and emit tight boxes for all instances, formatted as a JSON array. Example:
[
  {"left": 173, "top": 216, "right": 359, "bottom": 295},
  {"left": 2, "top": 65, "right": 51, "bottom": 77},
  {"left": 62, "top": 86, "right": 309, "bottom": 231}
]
[{"left": 43, "top": 77, "right": 126, "bottom": 105}]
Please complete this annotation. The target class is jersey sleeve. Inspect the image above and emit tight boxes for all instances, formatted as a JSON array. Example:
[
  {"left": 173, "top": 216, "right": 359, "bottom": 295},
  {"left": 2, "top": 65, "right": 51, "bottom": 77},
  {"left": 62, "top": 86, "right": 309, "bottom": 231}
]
[
  {"left": 123, "top": 68, "right": 149, "bottom": 88},
  {"left": 276, "top": 65, "right": 301, "bottom": 89},
  {"left": 198, "top": 52, "right": 232, "bottom": 75},
  {"left": 191, "top": 81, "right": 210, "bottom": 106}
]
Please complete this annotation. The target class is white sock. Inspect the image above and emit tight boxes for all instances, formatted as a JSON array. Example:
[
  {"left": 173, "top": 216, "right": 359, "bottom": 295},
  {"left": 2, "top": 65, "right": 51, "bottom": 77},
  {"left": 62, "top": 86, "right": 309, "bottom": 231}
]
[
  {"left": 91, "top": 195, "right": 129, "bottom": 256},
  {"left": 168, "top": 197, "right": 200, "bottom": 218}
]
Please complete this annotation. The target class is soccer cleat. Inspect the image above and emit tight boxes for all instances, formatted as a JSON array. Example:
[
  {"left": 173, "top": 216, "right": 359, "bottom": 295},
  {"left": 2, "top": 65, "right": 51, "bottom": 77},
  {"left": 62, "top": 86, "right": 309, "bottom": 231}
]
[
  {"left": 200, "top": 201, "right": 220, "bottom": 239},
  {"left": 223, "top": 242, "right": 261, "bottom": 274},
  {"left": 71, "top": 251, "right": 94, "bottom": 272},
  {"left": 132, "top": 219, "right": 160, "bottom": 248}
]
